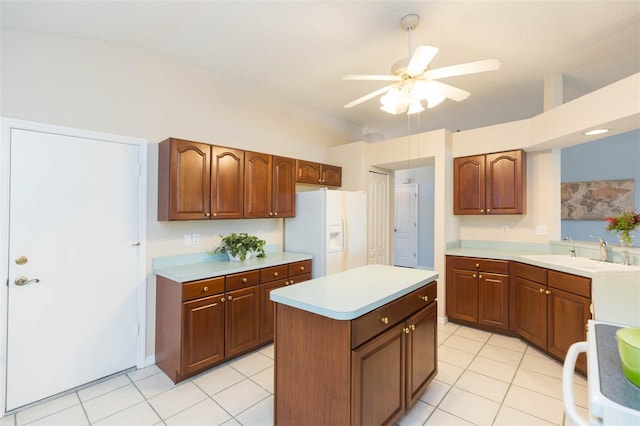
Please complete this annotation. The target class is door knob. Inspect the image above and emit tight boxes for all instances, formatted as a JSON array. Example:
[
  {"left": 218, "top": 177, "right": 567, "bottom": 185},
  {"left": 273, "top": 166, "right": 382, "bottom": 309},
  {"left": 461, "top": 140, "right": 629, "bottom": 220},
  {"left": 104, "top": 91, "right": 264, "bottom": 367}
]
[{"left": 14, "top": 276, "right": 40, "bottom": 286}]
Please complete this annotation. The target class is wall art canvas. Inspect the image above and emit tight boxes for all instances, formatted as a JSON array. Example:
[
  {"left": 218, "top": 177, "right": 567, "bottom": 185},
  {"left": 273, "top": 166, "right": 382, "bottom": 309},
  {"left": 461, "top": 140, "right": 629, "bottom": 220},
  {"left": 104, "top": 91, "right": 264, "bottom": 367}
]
[{"left": 561, "top": 179, "right": 634, "bottom": 220}]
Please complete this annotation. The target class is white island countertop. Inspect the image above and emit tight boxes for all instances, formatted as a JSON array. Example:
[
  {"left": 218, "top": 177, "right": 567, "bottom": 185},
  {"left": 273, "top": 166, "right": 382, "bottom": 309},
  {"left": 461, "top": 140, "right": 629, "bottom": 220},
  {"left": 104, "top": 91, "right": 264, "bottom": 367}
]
[{"left": 270, "top": 264, "right": 438, "bottom": 320}]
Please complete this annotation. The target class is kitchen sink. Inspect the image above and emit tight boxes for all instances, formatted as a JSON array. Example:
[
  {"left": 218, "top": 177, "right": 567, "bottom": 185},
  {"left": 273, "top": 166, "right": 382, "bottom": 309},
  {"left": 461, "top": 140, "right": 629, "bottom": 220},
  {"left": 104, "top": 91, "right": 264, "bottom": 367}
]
[{"left": 520, "top": 254, "right": 640, "bottom": 272}]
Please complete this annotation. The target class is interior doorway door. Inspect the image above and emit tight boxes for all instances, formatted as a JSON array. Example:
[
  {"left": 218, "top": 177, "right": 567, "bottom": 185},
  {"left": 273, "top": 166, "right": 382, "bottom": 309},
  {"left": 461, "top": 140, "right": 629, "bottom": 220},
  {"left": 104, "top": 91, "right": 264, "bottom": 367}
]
[
  {"left": 3, "top": 121, "right": 146, "bottom": 411},
  {"left": 367, "top": 171, "right": 389, "bottom": 265},
  {"left": 394, "top": 184, "right": 418, "bottom": 267}
]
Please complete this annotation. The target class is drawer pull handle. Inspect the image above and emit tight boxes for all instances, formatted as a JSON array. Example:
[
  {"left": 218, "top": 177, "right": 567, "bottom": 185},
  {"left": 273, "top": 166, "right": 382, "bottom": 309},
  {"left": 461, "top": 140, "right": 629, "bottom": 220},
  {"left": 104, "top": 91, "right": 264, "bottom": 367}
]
[
  {"left": 545, "top": 290, "right": 551, "bottom": 295},
  {"left": 242, "top": 278, "right": 248, "bottom": 283},
  {"left": 475, "top": 263, "right": 480, "bottom": 268},
  {"left": 539, "top": 288, "right": 545, "bottom": 293},
  {"left": 420, "top": 295, "right": 429, "bottom": 302},
  {"left": 203, "top": 286, "right": 209, "bottom": 292},
  {"left": 404, "top": 327, "right": 410, "bottom": 334},
  {"left": 274, "top": 272, "right": 279, "bottom": 277},
  {"left": 300, "top": 266, "right": 305, "bottom": 271},
  {"left": 380, "top": 317, "right": 389, "bottom": 325}
]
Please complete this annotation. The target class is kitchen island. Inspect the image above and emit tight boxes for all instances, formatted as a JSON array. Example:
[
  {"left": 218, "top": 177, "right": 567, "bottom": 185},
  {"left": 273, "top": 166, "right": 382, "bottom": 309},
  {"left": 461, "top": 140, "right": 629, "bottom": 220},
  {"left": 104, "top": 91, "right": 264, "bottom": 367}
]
[{"left": 270, "top": 264, "right": 439, "bottom": 426}]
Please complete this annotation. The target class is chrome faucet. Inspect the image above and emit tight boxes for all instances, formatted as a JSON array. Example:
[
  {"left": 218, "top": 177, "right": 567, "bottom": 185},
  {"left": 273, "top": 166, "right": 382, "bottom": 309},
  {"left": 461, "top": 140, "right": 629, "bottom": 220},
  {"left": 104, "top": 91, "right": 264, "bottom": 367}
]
[
  {"left": 590, "top": 235, "right": 608, "bottom": 262},
  {"left": 564, "top": 236, "right": 576, "bottom": 257}
]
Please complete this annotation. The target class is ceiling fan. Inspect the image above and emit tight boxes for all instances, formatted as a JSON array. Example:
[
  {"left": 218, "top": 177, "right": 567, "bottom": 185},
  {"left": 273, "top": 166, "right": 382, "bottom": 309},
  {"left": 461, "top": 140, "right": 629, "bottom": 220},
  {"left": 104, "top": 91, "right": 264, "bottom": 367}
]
[{"left": 343, "top": 14, "right": 501, "bottom": 115}]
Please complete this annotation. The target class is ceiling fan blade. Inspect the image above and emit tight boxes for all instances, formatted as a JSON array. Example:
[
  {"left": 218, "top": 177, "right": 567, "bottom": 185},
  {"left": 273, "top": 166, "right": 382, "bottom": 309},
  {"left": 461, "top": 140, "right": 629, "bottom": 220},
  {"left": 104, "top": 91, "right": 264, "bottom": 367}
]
[
  {"left": 406, "top": 45, "right": 439, "bottom": 77},
  {"left": 344, "top": 84, "right": 397, "bottom": 108},
  {"left": 342, "top": 74, "right": 401, "bottom": 81},
  {"left": 427, "top": 81, "right": 471, "bottom": 102},
  {"left": 421, "top": 58, "right": 501, "bottom": 80}
]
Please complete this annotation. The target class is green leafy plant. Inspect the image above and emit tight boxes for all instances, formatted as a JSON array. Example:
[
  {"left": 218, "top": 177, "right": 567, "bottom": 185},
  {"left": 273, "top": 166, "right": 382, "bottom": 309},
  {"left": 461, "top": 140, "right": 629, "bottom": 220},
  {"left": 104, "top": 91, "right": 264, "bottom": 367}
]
[
  {"left": 211, "top": 232, "right": 266, "bottom": 261},
  {"left": 605, "top": 211, "right": 640, "bottom": 245}
]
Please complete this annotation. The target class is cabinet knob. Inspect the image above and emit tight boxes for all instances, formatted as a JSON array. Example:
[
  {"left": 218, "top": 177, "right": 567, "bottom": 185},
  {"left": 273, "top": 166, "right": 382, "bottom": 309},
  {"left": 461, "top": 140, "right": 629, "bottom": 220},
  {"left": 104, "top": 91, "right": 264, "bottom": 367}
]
[
  {"left": 420, "top": 295, "right": 429, "bottom": 302},
  {"left": 274, "top": 272, "right": 279, "bottom": 277},
  {"left": 473, "top": 274, "right": 477, "bottom": 278},
  {"left": 545, "top": 290, "right": 551, "bottom": 295},
  {"left": 274, "top": 212, "right": 278, "bottom": 216},
  {"left": 203, "top": 286, "right": 209, "bottom": 292},
  {"left": 410, "top": 324, "right": 416, "bottom": 331},
  {"left": 221, "top": 297, "right": 225, "bottom": 302},
  {"left": 379, "top": 317, "right": 389, "bottom": 325},
  {"left": 212, "top": 212, "right": 217, "bottom": 217},
  {"left": 285, "top": 280, "right": 290, "bottom": 285},
  {"left": 242, "top": 278, "right": 248, "bottom": 283},
  {"left": 479, "top": 274, "right": 483, "bottom": 279},
  {"left": 404, "top": 327, "right": 410, "bottom": 334},
  {"left": 269, "top": 212, "right": 274, "bottom": 217},
  {"left": 475, "top": 263, "right": 480, "bottom": 268},
  {"left": 480, "top": 209, "right": 484, "bottom": 213},
  {"left": 289, "top": 279, "right": 294, "bottom": 284},
  {"left": 539, "top": 288, "right": 545, "bottom": 293},
  {"left": 487, "top": 209, "right": 491, "bottom": 213},
  {"left": 205, "top": 212, "right": 211, "bottom": 218},
  {"left": 300, "top": 266, "right": 305, "bottom": 271},
  {"left": 228, "top": 295, "right": 233, "bottom": 301}
]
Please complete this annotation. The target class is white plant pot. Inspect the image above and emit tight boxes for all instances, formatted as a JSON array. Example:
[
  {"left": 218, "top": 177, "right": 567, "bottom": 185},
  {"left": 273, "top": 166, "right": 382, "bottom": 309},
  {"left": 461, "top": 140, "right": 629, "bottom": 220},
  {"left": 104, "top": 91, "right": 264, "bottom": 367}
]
[{"left": 228, "top": 251, "right": 251, "bottom": 262}]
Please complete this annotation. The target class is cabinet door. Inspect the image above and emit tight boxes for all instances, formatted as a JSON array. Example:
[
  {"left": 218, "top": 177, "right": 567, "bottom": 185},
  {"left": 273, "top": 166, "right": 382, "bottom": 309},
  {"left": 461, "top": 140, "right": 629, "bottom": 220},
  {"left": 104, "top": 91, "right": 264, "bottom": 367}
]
[
  {"left": 321, "top": 164, "right": 342, "bottom": 187},
  {"left": 478, "top": 272, "right": 509, "bottom": 329},
  {"left": 446, "top": 268, "right": 478, "bottom": 322},
  {"left": 405, "top": 303, "right": 437, "bottom": 408},
  {"left": 272, "top": 155, "right": 296, "bottom": 218},
  {"left": 453, "top": 155, "right": 485, "bottom": 214},
  {"left": 259, "top": 278, "right": 288, "bottom": 343},
  {"left": 210, "top": 146, "right": 244, "bottom": 219},
  {"left": 485, "top": 150, "right": 525, "bottom": 214},
  {"left": 225, "top": 286, "right": 260, "bottom": 357},
  {"left": 296, "top": 160, "right": 321, "bottom": 184},
  {"left": 351, "top": 323, "right": 405, "bottom": 426},
  {"left": 159, "top": 138, "right": 211, "bottom": 220},
  {"left": 547, "top": 288, "right": 590, "bottom": 373},
  {"left": 181, "top": 294, "right": 225, "bottom": 375},
  {"left": 244, "top": 151, "right": 272, "bottom": 218},
  {"left": 515, "top": 277, "right": 547, "bottom": 349}
]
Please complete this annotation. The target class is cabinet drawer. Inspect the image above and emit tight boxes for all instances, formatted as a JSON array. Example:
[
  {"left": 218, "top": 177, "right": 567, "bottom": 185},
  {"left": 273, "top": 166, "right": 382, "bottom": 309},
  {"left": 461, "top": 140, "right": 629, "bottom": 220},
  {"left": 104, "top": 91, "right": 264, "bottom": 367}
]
[
  {"left": 288, "top": 260, "right": 312, "bottom": 277},
  {"left": 260, "top": 265, "right": 288, "bottom": 283},
  {"left": 226, "top": 270, "right": 260, "bottom": 291},
  {"left": 514, "top": 262, "right": 547, "bottom": 284},
  {"left": 288, "top": 272, "right": 311, "bottom": 286},
  {"left": 406, "top": 281, "right": 437, "bottom": 316},
  {"left": 548, "top": 270, "right": 591, "bottom": 298},
  {"left": 183, "top": 277, "right": 225, "bottom": 302},
  {"left": 449, "top": 256, "right": 509, "bottom": 274},
  {"left": 352, "top": 296, "right": 407, "bottom": 349}
]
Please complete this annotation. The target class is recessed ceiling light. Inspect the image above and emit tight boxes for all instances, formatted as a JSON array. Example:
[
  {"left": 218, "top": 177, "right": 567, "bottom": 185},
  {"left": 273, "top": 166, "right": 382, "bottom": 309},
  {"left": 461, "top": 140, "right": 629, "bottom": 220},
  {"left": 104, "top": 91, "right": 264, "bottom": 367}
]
[{"left": 584, "top": 128, "right": 610, "bottom": 136}]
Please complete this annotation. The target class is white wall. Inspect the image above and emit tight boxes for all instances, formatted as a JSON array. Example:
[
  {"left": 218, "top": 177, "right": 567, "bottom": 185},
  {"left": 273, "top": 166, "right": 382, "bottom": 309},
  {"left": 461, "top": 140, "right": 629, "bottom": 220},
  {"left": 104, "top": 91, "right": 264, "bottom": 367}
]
[{"left": 1, "top": 28, "right": 360, "bottom": 359}]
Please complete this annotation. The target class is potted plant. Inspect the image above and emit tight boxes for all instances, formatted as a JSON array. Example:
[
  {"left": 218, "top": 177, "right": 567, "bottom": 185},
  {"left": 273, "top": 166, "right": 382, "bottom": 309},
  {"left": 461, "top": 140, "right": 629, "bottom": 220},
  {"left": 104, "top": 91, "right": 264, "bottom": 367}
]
[{"left": 211, "top": 232, "right": 266, "bottom": 261}]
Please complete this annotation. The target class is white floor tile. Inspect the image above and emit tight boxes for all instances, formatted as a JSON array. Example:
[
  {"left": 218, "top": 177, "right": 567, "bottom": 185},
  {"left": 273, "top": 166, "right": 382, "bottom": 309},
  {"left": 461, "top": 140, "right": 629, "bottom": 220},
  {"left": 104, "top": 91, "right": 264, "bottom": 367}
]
[
  {"left": 0, "top": 414, "right": 15, "bottom": 426},
  {"left": 438, "top": 345, "right": 476, "bottom": 369},
  {"left": 234, "top": 395, "right": 274, "bottom": 426},
  {"left": 78, "top": 375, "right": 131, "bottom": 402},
  {"left": 493, "top": 405, "right": 555, "bottom": 425},
  {"left": 467, "top": 356, "right": 518, "bottom": 383},
  {"left": 513, "top": 368, "right": 563, "bottom": 400},
  {"left": 425, "top": 408, "right": 474, "bottom": 425},
  {"left": 192, "top": 365, "right": 246, "bottom": 396},
  {"left": 438, "top": 387, "right": 501, "bottom": 425},
  {"left": 398, "top": 400, "right": 435, "bottom": 426},
  {"left": 83, "top": 384, "right": 145, "bottom": 423},
  {"left": 453, "top": 326, "right": 492, "bottom": 343},
  {"left": 127, "top": 365, "right": 162, "bottom": 383},
  {"left": 478, "top": 344, "right": 524, "bottom": 366},
  {"left": 438, "top": 322, "right": 460, "bottom": 335},
  {"left": 486, "top": 334, "right": 528, "bottom": 353},
  {"left": 228, "top": 352, "right": 273, "bottom": 377},
  {"left": 454, "top": 370, "right": 510, "bottom": 403},
  {"left": 164, "top": 398, "right": 232, "bottom": 426},
  {"left": 419, "top": 379, "right": 451, "bottom": 406},
  {"left": 503, "top": 385, "right": 565, "bottom": 424},
  {"left": 250, "top": 366, "right": 274, "bottom": 393},
  {"left": 16, "top": 393, "right": 81, "bottom": 425},
  {"left": 436, "top": 360, "right": 465, "bottom": 385},
  {"left": 520, "top": 352, "right": 564, "bottom": 379},
  {"left": 26, "top": 405, "right": 88, "bottom": 426},
  {"left": 94, "top": 401, "right": 161, "bottom": 426},
  {"left": 212, "top": 379, "right": 270, "bottom": 417},
  {"left": 442, "top": 335, "right": 485, "bottom": 355},
  {"left": 148, "top": 381, "right": 208, "bottom": 420},
  {"left": 134, "top": 371, "right": 176, "bottom": 399},
  {"left": 258, "top": 344, "right": 274, "bottom": 359}
]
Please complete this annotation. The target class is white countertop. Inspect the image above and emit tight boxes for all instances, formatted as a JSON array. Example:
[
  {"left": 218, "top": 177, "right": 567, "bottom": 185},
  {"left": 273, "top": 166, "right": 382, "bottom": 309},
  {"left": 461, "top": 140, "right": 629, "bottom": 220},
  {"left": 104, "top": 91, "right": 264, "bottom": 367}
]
[
  {"left": 153, "top": 251, "right": 312, "bottom": 283},
  {"left": 269, "top": 264, "right": 439, "bottom": 320}
]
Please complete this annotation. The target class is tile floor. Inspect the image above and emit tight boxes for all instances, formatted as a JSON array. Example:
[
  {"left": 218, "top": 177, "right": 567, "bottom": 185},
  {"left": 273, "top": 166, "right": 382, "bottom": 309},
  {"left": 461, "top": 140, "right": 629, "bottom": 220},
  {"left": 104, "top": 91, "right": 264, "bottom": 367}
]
[{"left": 1, "top": 323, "right": 589, "bottom": 426}]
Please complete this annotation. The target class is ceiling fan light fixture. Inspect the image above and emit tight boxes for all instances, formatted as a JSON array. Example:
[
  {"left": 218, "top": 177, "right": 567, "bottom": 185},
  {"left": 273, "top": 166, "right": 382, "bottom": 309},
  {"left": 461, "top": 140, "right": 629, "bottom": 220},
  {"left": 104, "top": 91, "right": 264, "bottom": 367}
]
[
  {"left": 426, "top": 93, "right": 446, "bottom": 109},
  {"left": 407, "top": 100, "right": 425, "bottom": 114}
]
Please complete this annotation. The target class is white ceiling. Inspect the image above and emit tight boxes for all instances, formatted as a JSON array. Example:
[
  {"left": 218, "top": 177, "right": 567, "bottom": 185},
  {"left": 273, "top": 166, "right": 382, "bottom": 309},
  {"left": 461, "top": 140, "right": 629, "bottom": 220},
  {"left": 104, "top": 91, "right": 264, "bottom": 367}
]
[{"left": 2, "top": 1, "right": 639, "bottom": 141}]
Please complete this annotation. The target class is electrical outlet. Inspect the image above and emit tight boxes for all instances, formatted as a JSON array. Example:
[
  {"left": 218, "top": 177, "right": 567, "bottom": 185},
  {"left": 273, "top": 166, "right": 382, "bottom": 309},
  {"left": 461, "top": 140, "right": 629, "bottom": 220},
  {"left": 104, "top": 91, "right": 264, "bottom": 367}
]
[
  {"left": 183, "top": 234, "right": 192, "bottom": 245},
  {"left": 501, "top": 226, "right": 510, "bottom": 235},
  {"left": 192, "top": 234, "right": 200, "bottom": 245},
  {"left": 536, "top": 225, "right": 548, "bottom": 235}
]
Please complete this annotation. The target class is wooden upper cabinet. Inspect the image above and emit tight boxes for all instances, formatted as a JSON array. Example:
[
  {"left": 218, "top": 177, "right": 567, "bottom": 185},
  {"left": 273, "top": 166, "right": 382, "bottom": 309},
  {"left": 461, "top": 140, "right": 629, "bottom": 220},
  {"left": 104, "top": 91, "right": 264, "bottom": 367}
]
[
  {"left": 296, "top": 160, "right": 342, "bottom": 187},
  {"left": 454, "top": 149, "right": 525, "bottom": 215},
  {"left": 210, "top": 146, "right": 244, "bottom": 219},
  {"left": 158, "top": 138, "right": 211, "bottom": 221},
  {"left": 244, "top": 152, "right": 296, "bottom": 218}
]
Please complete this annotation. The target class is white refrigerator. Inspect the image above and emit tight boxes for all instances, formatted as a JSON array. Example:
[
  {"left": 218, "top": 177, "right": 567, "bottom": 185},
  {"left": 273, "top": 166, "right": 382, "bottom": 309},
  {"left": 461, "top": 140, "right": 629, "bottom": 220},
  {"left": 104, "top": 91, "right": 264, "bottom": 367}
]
[{"left": 284, "top": 189, "right": 367, "bottom": 278}]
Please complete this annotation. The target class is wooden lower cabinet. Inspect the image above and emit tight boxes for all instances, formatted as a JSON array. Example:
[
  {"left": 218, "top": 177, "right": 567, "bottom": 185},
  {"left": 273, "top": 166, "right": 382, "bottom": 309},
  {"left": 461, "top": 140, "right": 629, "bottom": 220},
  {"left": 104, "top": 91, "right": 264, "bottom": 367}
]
[
  {"left": 156, "top": 259, "right": 312, "bottom": 383},
  {"left": 275, "top": 281, "right": 437, "bottom": 426}
]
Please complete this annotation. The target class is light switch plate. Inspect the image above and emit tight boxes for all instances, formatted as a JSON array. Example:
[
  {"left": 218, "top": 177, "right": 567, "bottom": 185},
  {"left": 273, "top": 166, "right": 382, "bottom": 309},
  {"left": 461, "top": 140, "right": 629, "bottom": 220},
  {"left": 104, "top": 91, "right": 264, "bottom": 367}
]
[{"left": 536, "top": 225, "right": 548, "bottom": 235}]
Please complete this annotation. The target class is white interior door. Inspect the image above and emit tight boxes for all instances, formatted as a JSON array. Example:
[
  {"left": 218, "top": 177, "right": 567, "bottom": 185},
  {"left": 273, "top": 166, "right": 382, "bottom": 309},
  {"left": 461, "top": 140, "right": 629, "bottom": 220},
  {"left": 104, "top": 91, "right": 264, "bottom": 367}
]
[
  {"left": 6, "top": 127, "right": 142, "bottom": 410},
  {"left": 394, "top": 184, "right": 418, "bottom": 268},
  {"left": 367, "top": 171, "right": 389, "bottom": 265}
]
